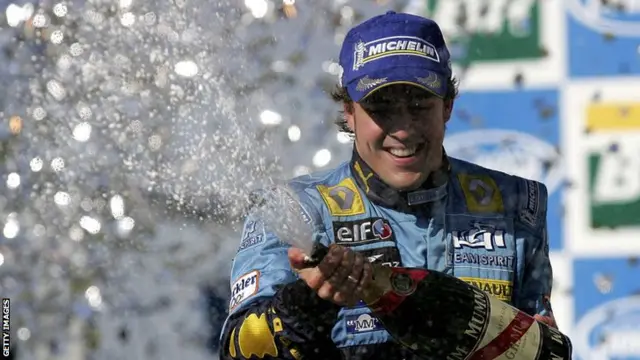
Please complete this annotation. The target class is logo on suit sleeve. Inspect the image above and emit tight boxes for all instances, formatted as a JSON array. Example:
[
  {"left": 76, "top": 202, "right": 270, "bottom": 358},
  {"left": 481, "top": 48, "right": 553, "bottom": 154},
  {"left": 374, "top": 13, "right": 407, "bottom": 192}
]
[
  {"left": 458, "top": 174, "right": 504, "bottom": 213},
  {"left": 229, "top": 270, "right": 260, "bottom": 310},
  {"left": 238, "top": 220, "right": 265, "bottom": 252},
  {"left": 317, "top": 178, "right": 366, "bottom": 216},
  {"left": 235, "top": 312, "right": 278, "bottom": 357},
  {"left": 520, "top": 179, "right": 540, "bottom": 227}
]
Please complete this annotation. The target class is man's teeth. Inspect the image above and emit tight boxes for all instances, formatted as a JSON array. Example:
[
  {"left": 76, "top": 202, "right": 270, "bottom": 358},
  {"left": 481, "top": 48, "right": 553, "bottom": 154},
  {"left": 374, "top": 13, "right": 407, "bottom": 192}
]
[{"left": 388, "top": 146, "right": 418, "bottom": 157}]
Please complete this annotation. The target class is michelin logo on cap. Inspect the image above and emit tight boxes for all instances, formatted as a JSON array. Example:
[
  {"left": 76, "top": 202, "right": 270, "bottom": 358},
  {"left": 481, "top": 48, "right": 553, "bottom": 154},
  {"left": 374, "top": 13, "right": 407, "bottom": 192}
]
[{"left": 353, "top": 36, "right": 440, "bottom": 70}]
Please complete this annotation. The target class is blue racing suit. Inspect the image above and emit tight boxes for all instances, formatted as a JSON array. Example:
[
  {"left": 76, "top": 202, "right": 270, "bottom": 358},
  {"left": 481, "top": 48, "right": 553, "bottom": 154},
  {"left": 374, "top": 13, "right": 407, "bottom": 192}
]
[{"left": 219, "top": 150, "right": 555, "bottom": 359}]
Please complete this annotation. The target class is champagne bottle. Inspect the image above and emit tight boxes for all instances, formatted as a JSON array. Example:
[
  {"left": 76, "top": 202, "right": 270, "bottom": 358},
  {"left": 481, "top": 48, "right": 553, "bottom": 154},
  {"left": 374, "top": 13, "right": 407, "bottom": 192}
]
[{"left": 308, "top": 244, "right": 573, "bottom": 360}]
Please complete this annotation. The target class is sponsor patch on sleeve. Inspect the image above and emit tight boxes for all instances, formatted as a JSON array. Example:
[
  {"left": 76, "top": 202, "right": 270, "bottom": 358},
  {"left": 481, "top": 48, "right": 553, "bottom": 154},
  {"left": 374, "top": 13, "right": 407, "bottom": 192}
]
[
  {"left": 317, "top": 178, "right": 366, "bottom": 217},
  {"left": 520, "top": 179, "right": 539, "bottom": 228},
  {"left": 235, "top": 312, "right": 278, "bottom": 357},
  {"left": 229, "top": 270, "right": 260, "bottom": 310},
  {"left": 458, "top": 174, "right": 504, "bottom": 213},
  {"left": 238, "top": 220, "right": 266, "bottom": 252}
]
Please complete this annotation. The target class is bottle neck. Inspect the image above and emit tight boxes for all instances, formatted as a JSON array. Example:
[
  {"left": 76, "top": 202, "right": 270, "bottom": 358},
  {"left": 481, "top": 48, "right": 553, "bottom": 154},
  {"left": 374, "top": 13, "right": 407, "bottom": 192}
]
[{"left": 362, "top": 266, "right": 430, "bottom": 314}]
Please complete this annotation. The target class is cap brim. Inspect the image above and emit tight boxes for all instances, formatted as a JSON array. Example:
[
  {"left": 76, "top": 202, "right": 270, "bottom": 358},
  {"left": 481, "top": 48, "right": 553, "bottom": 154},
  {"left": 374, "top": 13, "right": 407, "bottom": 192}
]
[{"left": 346, "top": 68, "right": 447, "bottom": 102}]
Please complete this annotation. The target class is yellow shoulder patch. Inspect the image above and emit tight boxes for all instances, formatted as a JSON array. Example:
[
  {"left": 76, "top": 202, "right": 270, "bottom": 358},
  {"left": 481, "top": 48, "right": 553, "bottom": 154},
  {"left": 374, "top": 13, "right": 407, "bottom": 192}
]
[
  {"left": 458, "top": 174, "right": 504, "bottom": 213},
  {"left": 238, "top": 313, "right": 278, "bottom": 358},
  {"left": 317, "top": 178, "right": 365, "bottom": 216}
]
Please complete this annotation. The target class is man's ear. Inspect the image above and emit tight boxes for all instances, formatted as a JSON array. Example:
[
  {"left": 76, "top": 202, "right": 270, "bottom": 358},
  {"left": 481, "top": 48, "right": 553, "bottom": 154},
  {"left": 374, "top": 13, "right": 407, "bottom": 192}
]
[
  {"left": 344, "top": 102, "right": 355, "bottom": 132},
  {"left": 443, "top": 99, "right": 454, "bottom": 123}
]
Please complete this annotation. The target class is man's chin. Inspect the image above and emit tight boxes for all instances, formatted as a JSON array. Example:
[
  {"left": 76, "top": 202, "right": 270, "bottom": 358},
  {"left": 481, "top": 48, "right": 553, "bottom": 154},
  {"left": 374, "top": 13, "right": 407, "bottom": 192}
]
[{"left": 384, "top": 172, "right": 428, "bottom": 191}]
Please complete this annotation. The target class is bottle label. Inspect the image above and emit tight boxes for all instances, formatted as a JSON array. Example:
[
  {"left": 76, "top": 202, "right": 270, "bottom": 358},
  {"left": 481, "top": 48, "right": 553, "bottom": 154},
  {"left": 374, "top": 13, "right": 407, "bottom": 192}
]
[
  {"left": 469, "top": 294, "right": 571, "bottom": 359},
  {"left": 469, "top": 295, "right": 539, "bottom": 359},
  {"left": 372, "top": 270, "right": 572, "bottom": 359},
  {"left": 366, "top": 268, "right": 572, "bottom": 359}
]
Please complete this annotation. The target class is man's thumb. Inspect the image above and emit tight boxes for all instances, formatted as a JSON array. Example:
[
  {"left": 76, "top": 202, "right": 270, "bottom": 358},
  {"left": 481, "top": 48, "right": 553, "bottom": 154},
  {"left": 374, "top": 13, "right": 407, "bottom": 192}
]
[{"left": 288, "top": 247, "right": 310, "bottom": 270}]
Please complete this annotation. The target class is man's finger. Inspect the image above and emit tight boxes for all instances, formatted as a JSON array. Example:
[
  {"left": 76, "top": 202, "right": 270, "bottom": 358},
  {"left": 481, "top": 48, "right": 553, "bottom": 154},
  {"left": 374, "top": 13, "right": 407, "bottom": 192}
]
[
  {"left": 356, "top": 262, "right": 374, "bottom": 295},
  {"left": 332, "top": 292, "right": 351, "bottom": 306},
  {"left": 317, "top": 280, "right": 336, "bottom": 300},
  {"left": 297, "top": 268, "right": 326, "bottom": 290},
  {"left": 328, "top": 249, "right": 356, "bottom": 287},
  {"left": 317, "top": 245, "right": 344, "bottom": 278},
  {"left": 338, "top": 251, "right": 363, "bottom": 295}
]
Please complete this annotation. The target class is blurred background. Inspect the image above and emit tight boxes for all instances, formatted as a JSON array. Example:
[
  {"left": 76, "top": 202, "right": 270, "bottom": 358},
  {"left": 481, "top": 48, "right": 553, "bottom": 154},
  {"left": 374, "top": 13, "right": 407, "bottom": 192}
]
[{"left": 0, "top": 0, "right": 638, "bottom": 359}]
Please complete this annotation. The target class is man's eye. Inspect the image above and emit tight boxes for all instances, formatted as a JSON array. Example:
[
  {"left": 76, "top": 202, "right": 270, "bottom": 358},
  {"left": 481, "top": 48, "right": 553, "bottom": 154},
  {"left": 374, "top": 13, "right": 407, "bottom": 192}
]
[{"left": 366, "top": 107, "right": 394, "bottom": 115}]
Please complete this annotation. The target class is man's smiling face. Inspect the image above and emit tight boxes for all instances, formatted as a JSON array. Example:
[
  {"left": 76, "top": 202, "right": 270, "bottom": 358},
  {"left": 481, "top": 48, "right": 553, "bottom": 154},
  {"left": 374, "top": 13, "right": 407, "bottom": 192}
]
[{"left": 345, "top": 85, "right": 453, "bottom": 191}]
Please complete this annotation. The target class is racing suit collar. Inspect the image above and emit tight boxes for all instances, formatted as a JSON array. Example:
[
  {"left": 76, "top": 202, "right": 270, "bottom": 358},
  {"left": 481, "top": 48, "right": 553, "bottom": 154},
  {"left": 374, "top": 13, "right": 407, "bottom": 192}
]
[{"left": 349, "top": 147, "right": 450, "bottom": 211}]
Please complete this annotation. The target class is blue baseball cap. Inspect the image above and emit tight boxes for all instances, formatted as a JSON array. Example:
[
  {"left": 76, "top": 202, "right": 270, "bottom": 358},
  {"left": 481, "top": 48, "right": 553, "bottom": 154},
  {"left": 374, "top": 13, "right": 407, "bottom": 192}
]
[{"left": 339, "top": 11, "right": 452, "bottom": 102}]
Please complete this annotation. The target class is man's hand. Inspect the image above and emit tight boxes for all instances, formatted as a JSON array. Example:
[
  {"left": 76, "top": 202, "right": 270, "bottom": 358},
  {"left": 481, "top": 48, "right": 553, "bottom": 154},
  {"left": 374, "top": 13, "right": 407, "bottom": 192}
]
[
  {"left": 533, "top": 314, "right": 558, "bottom": 329},
  {"left": 288, "top": 244, "right": 373, "bottom": 306}
]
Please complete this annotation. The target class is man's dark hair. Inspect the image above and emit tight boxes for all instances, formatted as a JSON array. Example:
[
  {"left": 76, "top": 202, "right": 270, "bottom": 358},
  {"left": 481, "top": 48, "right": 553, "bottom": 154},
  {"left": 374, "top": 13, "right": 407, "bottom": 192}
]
[{"left": 330, "top": 76, "right": 460, "bottom": 134}]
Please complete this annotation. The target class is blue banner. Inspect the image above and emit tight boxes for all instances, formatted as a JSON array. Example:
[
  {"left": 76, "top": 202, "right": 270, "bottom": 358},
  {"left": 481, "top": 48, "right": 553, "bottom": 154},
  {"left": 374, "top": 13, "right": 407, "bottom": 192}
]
[{"left": 567, "top": 0, "right": 640, "bottom": 77}]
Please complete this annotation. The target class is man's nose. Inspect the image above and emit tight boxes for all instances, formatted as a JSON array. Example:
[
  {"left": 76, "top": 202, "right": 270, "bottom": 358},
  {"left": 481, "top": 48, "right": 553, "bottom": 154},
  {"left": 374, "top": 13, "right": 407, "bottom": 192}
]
[{"left": 385, "top": 108, "right": 427, "bottom": 134}]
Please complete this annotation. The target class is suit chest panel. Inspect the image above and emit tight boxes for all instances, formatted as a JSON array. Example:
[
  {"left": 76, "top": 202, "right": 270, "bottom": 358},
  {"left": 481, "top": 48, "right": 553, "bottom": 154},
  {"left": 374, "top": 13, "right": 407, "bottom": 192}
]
[
  {"left": 325, "top": 207, "right": 521, "bottom": 348},
  {"left": 324, "top": 207, "right": 519, "bottom": 280},
  {"left": 444, "top": 213, "right": 518, "bottom": 303}
]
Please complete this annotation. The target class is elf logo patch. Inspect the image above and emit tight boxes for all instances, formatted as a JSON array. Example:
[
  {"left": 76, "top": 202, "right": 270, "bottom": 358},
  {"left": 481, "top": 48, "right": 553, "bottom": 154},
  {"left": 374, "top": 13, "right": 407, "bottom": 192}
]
[{"left": 333, "top": 218, "right": 394, "bottom": 245}]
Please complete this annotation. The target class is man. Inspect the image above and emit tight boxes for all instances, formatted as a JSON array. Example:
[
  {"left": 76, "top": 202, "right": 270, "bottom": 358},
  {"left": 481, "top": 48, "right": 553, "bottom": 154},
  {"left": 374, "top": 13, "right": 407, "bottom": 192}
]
[{"left": 220, "top": 11, "right": 558, "bottom": 360}]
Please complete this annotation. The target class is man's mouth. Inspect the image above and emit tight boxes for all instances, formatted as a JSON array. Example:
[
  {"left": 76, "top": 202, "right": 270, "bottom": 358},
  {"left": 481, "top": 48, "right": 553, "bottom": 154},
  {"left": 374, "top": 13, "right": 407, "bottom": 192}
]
[{"left": 385, "top": 143, "right": 425, "bottom": 158}]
